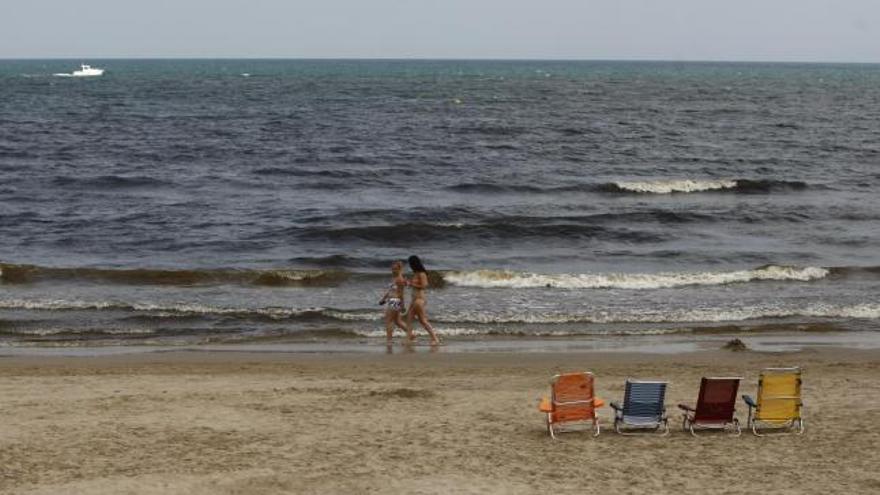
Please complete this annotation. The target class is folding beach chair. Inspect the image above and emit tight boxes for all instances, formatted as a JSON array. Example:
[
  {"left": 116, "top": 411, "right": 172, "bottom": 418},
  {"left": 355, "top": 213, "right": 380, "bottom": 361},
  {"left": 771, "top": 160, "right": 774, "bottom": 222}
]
[
  {"left": 678, "top": 377, "right": 742, "bottom": 436},
  {"left": 538, "top": 372, "right": 605, "bottom": 439},
  {"left": 742, "top": 367, "right": 805, "bottom": 436},
  {"left": 610, "top": 380, "right": 669, "bottom": 435}
]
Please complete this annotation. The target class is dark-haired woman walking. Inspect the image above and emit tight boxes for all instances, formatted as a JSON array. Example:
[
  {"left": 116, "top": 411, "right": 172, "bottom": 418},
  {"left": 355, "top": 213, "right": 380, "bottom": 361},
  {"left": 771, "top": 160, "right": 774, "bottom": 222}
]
[{"left": 405, "top": 255, "right": 441, "bottom": 345}]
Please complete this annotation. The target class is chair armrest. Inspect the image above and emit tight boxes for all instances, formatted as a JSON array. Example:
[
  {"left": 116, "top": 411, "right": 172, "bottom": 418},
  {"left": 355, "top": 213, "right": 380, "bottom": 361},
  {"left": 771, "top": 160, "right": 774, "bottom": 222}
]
[
  {"left": 742, "top": 395, "right": 756, "bottom": 408},
  {"left": 539, "top": 397, "right": 553, "bottom": 413},
  {"left": 609, "top": 401, "right": 622, "bottom": 411},
  {"left": 593, "top": 398, "right": 605, "bottom": 408},
  {"left": 678, "top": 403, "right": 695, "bottom": 412}
]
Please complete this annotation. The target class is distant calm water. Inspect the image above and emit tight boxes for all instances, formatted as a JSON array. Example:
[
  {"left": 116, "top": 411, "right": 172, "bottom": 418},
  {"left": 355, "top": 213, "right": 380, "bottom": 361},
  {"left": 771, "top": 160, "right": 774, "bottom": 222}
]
[{"left": 1, "top": 59, "right": 879, "bottom": 346}]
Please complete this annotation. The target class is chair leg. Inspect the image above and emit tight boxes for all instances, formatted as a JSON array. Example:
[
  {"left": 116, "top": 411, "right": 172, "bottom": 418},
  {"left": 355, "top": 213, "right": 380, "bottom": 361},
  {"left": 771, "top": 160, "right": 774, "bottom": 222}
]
[
  {"left": 689, "top": 424, "right": 698, "bottom": 437},
  {"left": 746, "top": 416, "right": 760, "bottom": 437},
  {"left": 547, "top": 415, "right": 557, "bottom": 439},
  {"left": 593, "top": 418, "right": 600, "bottom": 437},
  {"left": 660, "top": 418, "right": 670, "bottom": 436},
  {"left": 615, "top": 421, "right": 669, "bottom": 436},
  {"left": 752, "top": 423, "right": 763, "bottom": 437},
  {"left": 751, "top": 419, "right": 807, "bottom": 437},
  {"left": 732, "top": 418, "right": 742, "bottom": 437}
]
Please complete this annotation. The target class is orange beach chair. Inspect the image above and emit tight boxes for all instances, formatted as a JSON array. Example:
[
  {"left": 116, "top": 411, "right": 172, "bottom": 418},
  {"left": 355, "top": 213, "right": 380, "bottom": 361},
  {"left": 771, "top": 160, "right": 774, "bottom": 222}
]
[{"left": 539, "top": 372, "right": 605, "bottom": 438}]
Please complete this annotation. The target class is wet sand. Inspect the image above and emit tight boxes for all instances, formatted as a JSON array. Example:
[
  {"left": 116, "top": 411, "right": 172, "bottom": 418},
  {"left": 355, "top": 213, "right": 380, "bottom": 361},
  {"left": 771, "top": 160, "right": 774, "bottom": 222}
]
[{"left": 1, "top": 347, "right": 879, "bottom": 494}]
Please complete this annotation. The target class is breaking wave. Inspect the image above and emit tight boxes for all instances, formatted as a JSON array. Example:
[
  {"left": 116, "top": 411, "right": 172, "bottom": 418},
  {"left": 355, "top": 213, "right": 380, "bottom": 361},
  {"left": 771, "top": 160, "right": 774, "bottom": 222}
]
[
  {"left": 433, "top": 303, "right": 880, "bottom": 325},
  {"left": 4, "top": 263, "right": 876, "bottom": 290},
  {"left": 1, "top": 298, "right": 877, "bottom": 326},
  {"left": 603, "top": 179, "right": 809, "bottom": 194},
  {"left": 443, "top": 265, "right": 830, "bottom": 290},
  {"left": 446, "top": 179, "right": 810, "bottom": 195},
  {"left": 0, "top": 299, "right": 336, "bottom": 324}
]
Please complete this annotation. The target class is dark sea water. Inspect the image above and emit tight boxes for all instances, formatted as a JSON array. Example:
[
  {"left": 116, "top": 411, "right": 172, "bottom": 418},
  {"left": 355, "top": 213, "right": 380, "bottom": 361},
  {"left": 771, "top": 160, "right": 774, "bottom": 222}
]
[{"left": 1, "top": 59, "right": 879, "bottom": 348}]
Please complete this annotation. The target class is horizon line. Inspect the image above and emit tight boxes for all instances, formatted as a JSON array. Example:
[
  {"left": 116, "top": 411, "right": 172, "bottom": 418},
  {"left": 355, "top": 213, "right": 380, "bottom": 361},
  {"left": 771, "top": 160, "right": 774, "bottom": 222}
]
[{"left": 1, "top": 56, "right": 879, "bottom": 65}]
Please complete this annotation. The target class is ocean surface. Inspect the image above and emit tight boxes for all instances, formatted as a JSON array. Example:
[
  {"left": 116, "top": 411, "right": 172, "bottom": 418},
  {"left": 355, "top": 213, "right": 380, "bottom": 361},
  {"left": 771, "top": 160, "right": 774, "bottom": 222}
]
[{"left": 1, "top": 59, "right": 879, "bottom": 349}]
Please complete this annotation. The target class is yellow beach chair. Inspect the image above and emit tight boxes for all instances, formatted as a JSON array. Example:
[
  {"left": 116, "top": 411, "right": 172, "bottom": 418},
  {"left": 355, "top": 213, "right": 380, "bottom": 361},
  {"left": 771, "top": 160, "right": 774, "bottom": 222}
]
[
  {"left": 742, "top": 367, "right": 805, "bottom": 436},
  {"left": 539, "top": 372, "right": 605, "bottom": 438}
]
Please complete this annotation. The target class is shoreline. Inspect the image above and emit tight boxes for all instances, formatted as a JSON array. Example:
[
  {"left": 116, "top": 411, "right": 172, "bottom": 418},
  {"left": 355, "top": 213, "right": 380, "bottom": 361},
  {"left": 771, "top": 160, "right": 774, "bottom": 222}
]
[
  {"left": 2, "top": 329, "right": 878, "bottom": 358},
  {"left": 2, "top": 345, "right": 879, "bottom": 370}
]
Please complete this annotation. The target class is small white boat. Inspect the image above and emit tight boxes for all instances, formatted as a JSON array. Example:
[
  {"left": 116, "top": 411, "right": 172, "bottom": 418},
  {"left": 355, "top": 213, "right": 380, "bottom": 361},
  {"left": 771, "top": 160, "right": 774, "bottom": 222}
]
[
  {"left": 72, "top": 64, "right": 104, "bottom": 77},
  {"left": 53, "top": 64, "right": 105, "bottom": 77}
]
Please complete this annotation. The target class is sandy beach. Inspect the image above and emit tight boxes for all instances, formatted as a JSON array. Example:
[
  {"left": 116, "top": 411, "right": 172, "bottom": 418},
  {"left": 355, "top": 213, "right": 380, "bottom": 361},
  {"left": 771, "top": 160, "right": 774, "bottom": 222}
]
[{"left": 1, "top": 347, "right": 878, "bottom": 494}]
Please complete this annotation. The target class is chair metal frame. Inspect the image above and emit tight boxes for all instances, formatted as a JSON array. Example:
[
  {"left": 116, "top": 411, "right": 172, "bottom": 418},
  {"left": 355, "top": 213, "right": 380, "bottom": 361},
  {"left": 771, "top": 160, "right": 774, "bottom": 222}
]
[
  {"left": 742, "top": 367, "right": 805, "bottom": 437},
  {"left": 610, "top": 379, "right": 669, "bottom": 436},
  {"left": 678, "top": 377, "right": 743, "bottom": 437}
]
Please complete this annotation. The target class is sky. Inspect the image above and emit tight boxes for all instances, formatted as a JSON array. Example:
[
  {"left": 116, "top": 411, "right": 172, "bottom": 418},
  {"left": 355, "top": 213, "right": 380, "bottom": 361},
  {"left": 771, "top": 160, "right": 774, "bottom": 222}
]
[{"left": 2, "top": 0, "right": 878, "bottom": 62}]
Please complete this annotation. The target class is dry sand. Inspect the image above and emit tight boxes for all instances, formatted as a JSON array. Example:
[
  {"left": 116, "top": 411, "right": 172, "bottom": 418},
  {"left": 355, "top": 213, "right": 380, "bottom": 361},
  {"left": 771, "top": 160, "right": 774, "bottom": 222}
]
[{"left": 1, "top": 347, "right": 879, "bottom": 494}]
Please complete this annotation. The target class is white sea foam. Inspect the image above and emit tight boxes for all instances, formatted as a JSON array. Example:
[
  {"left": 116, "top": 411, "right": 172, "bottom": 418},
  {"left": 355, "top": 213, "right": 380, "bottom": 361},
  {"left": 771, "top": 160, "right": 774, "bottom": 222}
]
[
  {"left": 350, "top": 326, "right": 682, "bottom": 338},
  {"left": 0, "top": 299, "right": 326, "bottom": 318},
  {"left": 324, "top": 309, "right": 382, "bottom": 321},
  {"left": 350, "top": 326, "right": 680, "bottom": 338},
  {"left": 128, "top": 303, "right": 327, "bottom": 319},
  {"left": 352, "top": 326, "right": 488, "bottom": 338},
  {"left": 263, "top": 270, "right": 324, "bottom": 281},
  {"left": 13, "top": 327, "right": 157, "bottom": 336},
  {"left": 0, "top": 298, "right": 360, "bottom": 321},
  {"left": 799, "top": 303, "right": 880, "bottom": 320},
  {"left": 430, "top": 302, "right": 880, "bottom": 325},
  {"left": 3, "top": 298, "right": 876, "bottom": 328},
  {"left": 443, "top": 265, "right": 829, "bottom": 290},
  {"left": 646, "top": 303, "right": 880, "bottom": 324},
  {"left": 351, "top": 303, "right": 880, "bottom": 337},
  {"left": 0, "top": 299, "right": 120, "bottom": 311},
  {"left": 613, "top": 179, "right": 738, "bottom": 194}
]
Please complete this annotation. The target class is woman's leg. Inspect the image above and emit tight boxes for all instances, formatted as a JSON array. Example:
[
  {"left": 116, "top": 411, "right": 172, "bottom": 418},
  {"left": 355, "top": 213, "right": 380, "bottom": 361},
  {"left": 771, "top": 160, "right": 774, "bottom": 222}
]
[
  {"left": 394, "top": 311, "right": 413, "bottom": 340},
  {"left": 413, "top": 301, "right": 441, "bottom": 344},
  {"left": 384, "top": 310, "right": 394, "bottom": 342},
  {"left": 404, "top": 303, "right": 417, "bottom": 342}
]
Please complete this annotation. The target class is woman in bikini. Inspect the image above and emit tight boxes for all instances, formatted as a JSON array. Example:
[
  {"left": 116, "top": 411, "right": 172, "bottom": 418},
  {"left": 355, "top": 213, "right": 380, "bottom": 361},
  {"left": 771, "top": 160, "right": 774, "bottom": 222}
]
[
  {"left": 405, "top": 255, "right": 441, "bottom": 345},
  {"left": 379, "top": 260, "right": 412, "bottom": 343}
]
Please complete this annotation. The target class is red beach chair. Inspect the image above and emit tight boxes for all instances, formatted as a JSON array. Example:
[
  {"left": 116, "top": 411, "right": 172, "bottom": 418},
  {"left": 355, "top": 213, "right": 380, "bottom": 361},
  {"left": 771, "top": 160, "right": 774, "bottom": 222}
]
[
  {"left": 678, "top": 377, "right": 742, "bottom": 436},
  {"left": 539, "top": 372, "right": 605, "bottom": 438}
]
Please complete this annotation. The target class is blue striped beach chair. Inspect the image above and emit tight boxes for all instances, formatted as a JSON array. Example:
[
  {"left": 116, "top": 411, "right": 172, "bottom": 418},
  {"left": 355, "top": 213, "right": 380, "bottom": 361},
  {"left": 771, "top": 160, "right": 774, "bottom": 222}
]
[{"left": 610, "top": 379, "right": 669, "bottom": 435}]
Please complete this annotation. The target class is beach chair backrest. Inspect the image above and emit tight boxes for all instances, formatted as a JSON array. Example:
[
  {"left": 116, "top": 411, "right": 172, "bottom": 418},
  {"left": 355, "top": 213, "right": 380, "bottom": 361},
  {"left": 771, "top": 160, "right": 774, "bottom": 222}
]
[
  {"left": 694, "top": 377, "right": 741, "bottom": 423},
  {"left": 551, "top": 372, "right": 596, "bottom": 423},
  {"left": 623, "top": 380, "right": 667, "bottom": 422},
  {"left": 756, "top": 368, "right": 802, "bottom": 421}
]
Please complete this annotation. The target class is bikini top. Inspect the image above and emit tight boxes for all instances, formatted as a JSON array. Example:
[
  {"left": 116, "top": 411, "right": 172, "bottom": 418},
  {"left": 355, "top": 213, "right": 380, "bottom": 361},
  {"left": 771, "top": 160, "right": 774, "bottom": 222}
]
[{"left": 388, "top": 281, "right": 403, "bottom": 296}]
